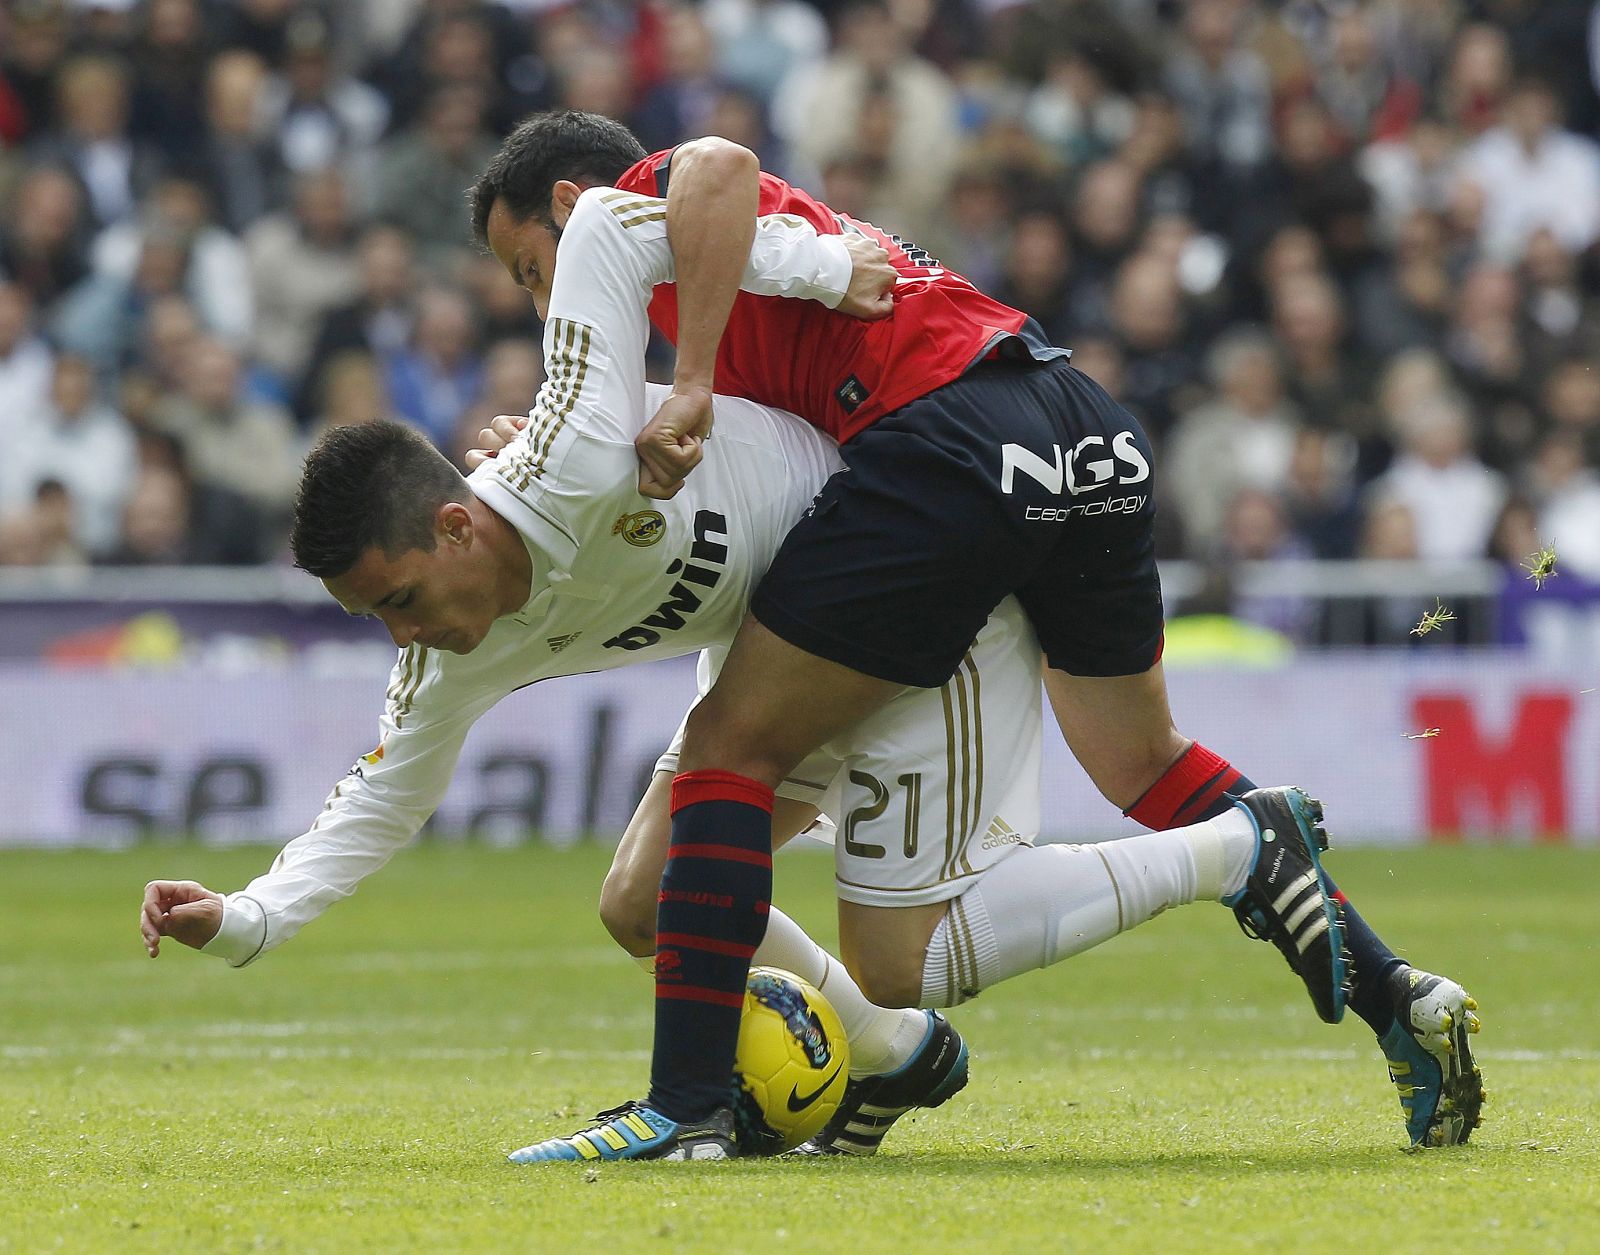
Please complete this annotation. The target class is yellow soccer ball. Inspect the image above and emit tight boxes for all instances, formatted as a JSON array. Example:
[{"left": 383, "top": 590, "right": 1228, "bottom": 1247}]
[{"left": 730, "top": 966, "right": 851, "bottom": 1154}]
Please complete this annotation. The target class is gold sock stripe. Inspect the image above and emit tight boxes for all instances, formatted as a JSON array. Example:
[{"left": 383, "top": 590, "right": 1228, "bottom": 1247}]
[
  {"left": 1091, "top": 844, "right": 1125, "bottom": 932},
  {"left": 942, "top": 908, "right": 960, "bottom": 1007},
  {"left": 951, "top": 896, "right": 980, "bottom": 1001}
]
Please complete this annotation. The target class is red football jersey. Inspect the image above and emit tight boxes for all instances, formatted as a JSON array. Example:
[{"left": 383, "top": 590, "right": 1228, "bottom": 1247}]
[{"left": 615, "top": 149, "right": 1045, "bottom": 444}]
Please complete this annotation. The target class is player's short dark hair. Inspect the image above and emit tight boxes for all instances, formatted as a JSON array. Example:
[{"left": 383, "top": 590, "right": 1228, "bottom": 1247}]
[
  {"left": 470, "top": 110, "right": 647, "bottom": 241},
  {"left": 291, "top": 422, "right": 467, "bottom": 579}
]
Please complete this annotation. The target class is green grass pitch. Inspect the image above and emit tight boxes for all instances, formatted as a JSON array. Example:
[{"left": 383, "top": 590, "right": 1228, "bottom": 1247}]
[{"left": 4, "top": 841, "right": 1598, "bottom": 1252}]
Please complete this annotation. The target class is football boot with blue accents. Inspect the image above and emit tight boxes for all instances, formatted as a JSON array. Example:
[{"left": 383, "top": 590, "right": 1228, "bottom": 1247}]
[
  {"left": 792, "top": 1010, "right": 969, "bottom": 1156},
  {"left": 508, "top": 1101, "right": 738, "bottom": 1164},
  {"left": 1380, "top": 965, "right": 1485, "bottom": 1148},
  {"left": 1222, "top": 787, "right": 1352, "bottom": 1024}
]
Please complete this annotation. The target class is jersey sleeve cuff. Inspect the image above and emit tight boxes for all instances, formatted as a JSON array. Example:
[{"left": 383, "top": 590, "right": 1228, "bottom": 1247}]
[
  {"left": 204, "top": 894, "right": 269, "bottom": 968},
  {"left": 812, "top": 236, "right": 851, "bottom": 308}
]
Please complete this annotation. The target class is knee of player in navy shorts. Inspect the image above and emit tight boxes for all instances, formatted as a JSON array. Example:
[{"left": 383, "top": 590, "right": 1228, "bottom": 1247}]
[{"left": 678, "top": 691, "right": 806, "bottom": 788}]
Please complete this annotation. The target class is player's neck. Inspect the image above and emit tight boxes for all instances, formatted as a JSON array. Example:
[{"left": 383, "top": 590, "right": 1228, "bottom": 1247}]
[{"left": 472, "top": 498, "right": 534, "bottom": 617}]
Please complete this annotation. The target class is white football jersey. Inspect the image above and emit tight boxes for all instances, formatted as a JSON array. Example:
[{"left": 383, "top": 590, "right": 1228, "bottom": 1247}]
[
  {"left": 205, "top": 189, "right": 860, "bottom": 965},
  {"left": 205, "top": 187, "right": 1044, "bottom": 965}
]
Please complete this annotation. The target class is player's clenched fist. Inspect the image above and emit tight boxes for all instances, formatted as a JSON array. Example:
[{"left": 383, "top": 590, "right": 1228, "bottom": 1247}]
[
  {"left": 140, "top": 879, "right": 224, "bottom": 957},
  {"left": 636, "top": 387, "right": 713, "bottom": 499},
  {"left": 836, "top": 233, "right": 896, "bottom": 321}
]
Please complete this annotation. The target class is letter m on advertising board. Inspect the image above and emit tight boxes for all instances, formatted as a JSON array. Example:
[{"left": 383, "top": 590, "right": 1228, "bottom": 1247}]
[{"left": 1411, "top": 691, "right": 1574, "bottom": 840}]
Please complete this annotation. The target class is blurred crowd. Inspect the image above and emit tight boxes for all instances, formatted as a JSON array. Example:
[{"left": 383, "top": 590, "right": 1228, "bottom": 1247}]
[{"left": 2, "top": 0, "right": 1600, "bottom": 638}]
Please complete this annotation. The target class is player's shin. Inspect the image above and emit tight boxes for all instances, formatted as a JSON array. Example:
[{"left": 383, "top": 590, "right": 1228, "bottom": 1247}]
[
  {"left": 647, "top": 770, "right": 775, "bottom": 1122},
  {"left": 757, "top": 907, "right": 930, "bottom": 1078},
  {"left": 917, "top": 817, "right": 1254, "bottom": 1006}
]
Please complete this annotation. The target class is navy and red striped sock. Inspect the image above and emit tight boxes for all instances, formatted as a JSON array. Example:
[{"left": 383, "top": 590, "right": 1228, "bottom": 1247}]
[
  {"left": 646, "top": 769, "right": 774, "bottom": 1123},
  {"left": 1125, "top": 743, "right": 1402, "bottom": 1034}
]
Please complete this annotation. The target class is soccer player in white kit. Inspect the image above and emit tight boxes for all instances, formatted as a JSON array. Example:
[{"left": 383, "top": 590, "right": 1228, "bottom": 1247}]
[{"left": 139, "top": 187, "right": 1466, "bottom": 1162}]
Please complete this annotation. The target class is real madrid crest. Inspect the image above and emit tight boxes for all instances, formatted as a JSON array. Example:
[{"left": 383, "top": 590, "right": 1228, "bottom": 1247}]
[{"left": 612, "top": 509, "right": 666, "bottom": 547}]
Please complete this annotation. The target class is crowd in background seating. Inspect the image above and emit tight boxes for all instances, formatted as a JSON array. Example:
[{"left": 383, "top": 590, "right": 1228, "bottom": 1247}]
[{"left": 3, "top": 0, "right": 1600, "bottom": 642}]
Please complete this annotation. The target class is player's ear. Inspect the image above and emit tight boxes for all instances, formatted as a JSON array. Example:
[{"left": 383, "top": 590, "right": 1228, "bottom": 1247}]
[
  {"left": 549, "top": 180, "right": 583, "bottom": 229},
  {"left": 436, "top": 501, "right": 474, "bottom": 547}
]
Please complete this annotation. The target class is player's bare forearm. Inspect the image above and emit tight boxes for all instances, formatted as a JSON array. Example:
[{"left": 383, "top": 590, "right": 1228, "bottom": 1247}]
[{"left": 662, "top": 138, "right": 759, "bottom": 393}]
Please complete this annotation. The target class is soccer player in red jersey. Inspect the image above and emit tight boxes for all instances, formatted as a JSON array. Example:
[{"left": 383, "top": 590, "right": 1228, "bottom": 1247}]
[{"left": 470, "top": 111, "right": 1482, "bottom": 1160}]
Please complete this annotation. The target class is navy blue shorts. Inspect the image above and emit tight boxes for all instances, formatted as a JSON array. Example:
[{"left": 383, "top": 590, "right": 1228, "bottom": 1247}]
[{"left": 750, "top": 358, "right": 1164, "bottom": 688}]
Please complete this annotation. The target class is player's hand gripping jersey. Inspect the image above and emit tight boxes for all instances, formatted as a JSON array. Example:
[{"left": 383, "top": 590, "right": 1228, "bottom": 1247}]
[
  {"left": 616, "top": 150, "right": 1067, "bottom": 443},
  {"left": 203, "top": 188, "right": 1045, "bottom": 966}
]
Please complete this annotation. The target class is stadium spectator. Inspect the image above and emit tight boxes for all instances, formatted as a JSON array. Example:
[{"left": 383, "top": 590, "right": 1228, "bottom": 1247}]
[
  {"left": 51, "top": 212, "right": 199, "bottom": 375},
  {"left": 128, "top": 0, "right": 212, "bottom": 160},
  {"left": 28, "top": 52, "right": 162, "bottom": 229},
  {"left": 0, "top": 1, "right": 75, "bottom": 141},
  {"left": 1164, "top": 330, "right": 1304, "bottom": 556},
  {"left": 1525, "top": 431, "right": 1600, "bottom": 579},
  {"left": 179, "top": 48, "right": 283, "bottom": 234},
  {"left": 302, "top": 350, "right": 393, "bottom": 445},
  {"left": 774, "top": 0, "right": 960, "bottom": 244},
  {"left": 245, "top": 168, "right": 362, "bottom": 391},
  {"left": 1213, "top": 486, "right": 1318, "bottom": 641},
  {"left": 149, "top": 334, "right": 300, "bottom": 523},
  {"left": 701, "top": 0, "right": 829, "bottom": 107},
  {"left": 992, "top": 208, "right": 1074, "bottom": 344},
  {"left": 371, "top": 0, "right": 545, "bottom": 135},
  {"left": 381, "top": 286, "right": 485, "bottom": 451},
  {"left": 261, "top": 12, "right": 391, "bottom": 186},
  {"left": 449, "top": 337, "right": 543, "bottom": 468},
  {"left": 1108, "top": 250, "right": 1198, "bottom": 437},
  {"left": 0, "top": 165, "right": 93, "bottom": 307},
  {"left": 632, "top": 5, "right": 728, "bottom": 154},
  {"left": 0, "top": 281, "right": 55, "bottom": 429},
  {"left": 1371, "top": 392, "right": 1509, "bottom": 562},
  {"left": 1163, "top": 0, "right": 1273, "bottom": 185},
  {"left": 0, "top": 352, "right": 136, "bottom": 556},
  {"left": 86, "top": 175, "right": 254, "bottom": 349},
  {"left": 298, "top": 224, "right": 419, "bottom": 424},
  {"left": 30, "top": 478, "right": 88, "bottom": 565},
  {"left": 1456, "top": 76, "right": 1600, "bottom": 262},
  {"left": 370, "top": 83, "right": 499, "bottom": 265}
]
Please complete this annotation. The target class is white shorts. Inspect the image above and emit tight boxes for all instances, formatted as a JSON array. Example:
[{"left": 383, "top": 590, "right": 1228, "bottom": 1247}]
[{"left": 656, "top": 596, "right": 1043, "bottom": 907}]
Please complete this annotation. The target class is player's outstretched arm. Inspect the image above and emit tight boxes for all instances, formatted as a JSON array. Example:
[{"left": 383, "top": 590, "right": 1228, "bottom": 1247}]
[{"left": 139, "top": 880, "right": 223, "bottom": 957}]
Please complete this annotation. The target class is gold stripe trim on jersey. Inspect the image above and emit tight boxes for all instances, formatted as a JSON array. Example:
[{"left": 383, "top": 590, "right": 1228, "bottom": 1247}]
[
  {"left": 598, "top": 189, "right": 667, "bottom": 228},
  {"left": 392, "top": 646, "right": 429, "bottom": 728},
  {"left": 955, "top": 652, "right": 984, "bottom": 877},
  {"left": 533, "top": 322, "right": 591, "bottom": 477}
]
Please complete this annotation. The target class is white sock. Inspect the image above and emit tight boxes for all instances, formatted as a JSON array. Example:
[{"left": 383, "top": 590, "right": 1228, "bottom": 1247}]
[
  {"left": 919, "top": 813, "right": 1256, "bottom": 1007},
  {"left": 756, "top": 907, "right": 928, "bottom": 1078}
]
